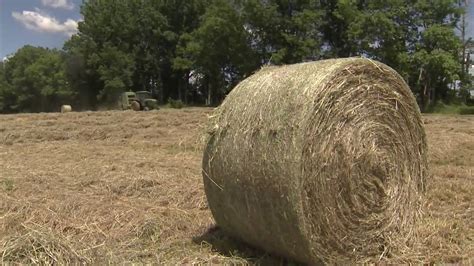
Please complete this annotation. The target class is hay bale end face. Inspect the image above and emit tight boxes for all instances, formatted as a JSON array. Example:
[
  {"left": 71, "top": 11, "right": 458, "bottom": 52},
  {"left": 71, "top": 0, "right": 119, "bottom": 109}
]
[
  {"left": 202, "top": 58, "right": 428, "bottom": 263},
  {"left": 60, "top": 105, "right": 72, "bottom": 113}
]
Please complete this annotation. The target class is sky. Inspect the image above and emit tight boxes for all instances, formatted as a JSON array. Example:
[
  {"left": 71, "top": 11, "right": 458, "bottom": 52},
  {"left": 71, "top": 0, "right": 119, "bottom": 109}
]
[
  {"left": 0, "top": 0, "right": 82, "bottom": 60},
  {"left": 466, "top": 0, "right": 474, "bottom": 43},
  {"left": 0, "top": 0, "right": 474, "bottom": 60}
]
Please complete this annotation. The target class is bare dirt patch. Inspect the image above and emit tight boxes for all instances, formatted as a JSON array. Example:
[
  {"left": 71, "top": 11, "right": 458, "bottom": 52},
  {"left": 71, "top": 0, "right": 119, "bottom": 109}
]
[{"left": 0, "top": 109, "right": 472, "bottom": 264}]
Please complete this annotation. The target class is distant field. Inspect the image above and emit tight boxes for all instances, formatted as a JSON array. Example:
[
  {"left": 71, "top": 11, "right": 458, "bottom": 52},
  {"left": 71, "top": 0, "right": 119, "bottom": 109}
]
[{"left": 0, "top": 109, "right": 472, "bottom": 264}]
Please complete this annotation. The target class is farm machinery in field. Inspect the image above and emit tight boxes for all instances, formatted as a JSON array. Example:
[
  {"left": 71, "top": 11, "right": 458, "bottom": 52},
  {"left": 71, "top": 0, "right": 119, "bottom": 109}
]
[{"left": 119, "top": 91, "right": 159, "bottom": 111}]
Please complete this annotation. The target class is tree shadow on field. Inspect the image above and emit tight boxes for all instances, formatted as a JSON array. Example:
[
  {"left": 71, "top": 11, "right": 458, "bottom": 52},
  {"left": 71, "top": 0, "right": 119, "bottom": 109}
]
[{"left": 193, "top": 226, "right": 304, "bottom": 265}]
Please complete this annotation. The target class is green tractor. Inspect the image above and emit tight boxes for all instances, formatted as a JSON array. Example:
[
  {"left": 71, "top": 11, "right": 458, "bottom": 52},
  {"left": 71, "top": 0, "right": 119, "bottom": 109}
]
[{"left": 119, "top": 91, "right": 159, "bottom": 111}]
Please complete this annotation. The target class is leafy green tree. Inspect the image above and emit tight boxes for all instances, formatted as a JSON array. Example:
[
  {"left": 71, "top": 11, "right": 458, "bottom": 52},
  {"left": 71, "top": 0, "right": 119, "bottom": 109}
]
[
  {"left": 173, "top": 0, "right": 324, "bottom": 105},
  {"left": 2, "top": 46, "right": 73, "bottom": 112},
  {"left": 25, "top": 50, "right": 75, "bottom": 110},
  {"left": 58, "top": 0, "right": 466, "bottom": 109},
  {"left": 0, "top": 61, "right": 10, "bottom": 112},
  {"left": 319, "top": 0, "right": 360, "bottom": 57},
  {"left": 243, "top": 0, "right": 323, "bottom": 64},
  {"left": 152, "top": 0, "right": 209, "bottom": 103},
  {"left": 94, "top": 46, "right": 135, "bottom": 104},
  {"left": 320, "top": 0, "right": 462, "bottom": 109},
  {"left": 176, "top": 0, "right": 256, "bottom": 105},
  {"left": 411, "top": 25, "right": 461, "bottom": 107},
  {"left": 67, "top": 0, "right": 167, "bottom": 106},
  {"left": 3, "top": 46, "right": 45, "bottom": 112},
  {"left": 410, "top": 0, "right": 462, "bottom": 108},
  {"left": 63, "top": 34, "right": 101, "bottom": 109}
]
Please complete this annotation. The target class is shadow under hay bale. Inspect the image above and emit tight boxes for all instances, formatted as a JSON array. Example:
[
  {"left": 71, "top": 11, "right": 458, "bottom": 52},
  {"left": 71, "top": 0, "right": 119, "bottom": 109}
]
[
  {"left": 202, "top": 58, "right": 428, "bottom": 264},
  {"left": 193, "top": 226, "right": 306, "bottom": 265}
]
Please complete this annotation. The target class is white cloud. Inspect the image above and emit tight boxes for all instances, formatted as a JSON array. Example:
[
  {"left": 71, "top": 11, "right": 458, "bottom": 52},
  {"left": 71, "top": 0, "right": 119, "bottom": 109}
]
[
  {"left": 12, "top": 10, "right": 78, "bottom": 36},
  {"left": 41, "top": 0, "right": 74, "bottom": 10}
]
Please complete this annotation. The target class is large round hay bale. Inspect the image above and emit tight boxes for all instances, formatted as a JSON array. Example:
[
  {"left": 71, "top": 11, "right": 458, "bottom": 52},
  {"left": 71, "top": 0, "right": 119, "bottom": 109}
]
[
  {"left": 130, "top": 101, "right": 141, "bottom": 111},
  {"left": 202, "top": 58, "right": 428, "bottom": 263},
  {"left": 60, "top": 105, "right": 72, "bottom": 113}
]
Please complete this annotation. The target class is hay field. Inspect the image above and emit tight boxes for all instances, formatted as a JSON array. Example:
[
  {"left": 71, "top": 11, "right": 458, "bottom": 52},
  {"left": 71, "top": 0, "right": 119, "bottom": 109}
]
[{"left": 0, "top": 108, "right": 472, "bottom": 264}]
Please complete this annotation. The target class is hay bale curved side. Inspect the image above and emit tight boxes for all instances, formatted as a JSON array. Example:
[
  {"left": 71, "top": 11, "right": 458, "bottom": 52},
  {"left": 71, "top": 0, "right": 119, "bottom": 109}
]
[
  {"left": 131, "top": 101, "right": 141, "bottom": 111},
  {"left": 61, "top": 105, "right": 72, "bottom": 113},
  {"left": 202, "top": 58, "right": 428, "bottom": 263}
]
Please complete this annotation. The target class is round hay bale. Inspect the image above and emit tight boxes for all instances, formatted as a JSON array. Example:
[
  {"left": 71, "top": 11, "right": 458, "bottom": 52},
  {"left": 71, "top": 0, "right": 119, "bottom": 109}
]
[
  {"left": 60, "top": 105, "right": 72, "bottom": 113},
  {"left": 202, "top": 58, "right": 428, "bottom": 263},
  {"left": 131, "top": 101, "right": 141, "bottom": 111}
]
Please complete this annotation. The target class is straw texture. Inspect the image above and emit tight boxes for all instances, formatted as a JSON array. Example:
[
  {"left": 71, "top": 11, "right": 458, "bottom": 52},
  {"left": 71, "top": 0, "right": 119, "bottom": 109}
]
[
  {"left": 202, "top": 58, "right": 428, "bottom": 263},
  {"left": 61, "top": 105, "right": 72, "bottom": 113}
]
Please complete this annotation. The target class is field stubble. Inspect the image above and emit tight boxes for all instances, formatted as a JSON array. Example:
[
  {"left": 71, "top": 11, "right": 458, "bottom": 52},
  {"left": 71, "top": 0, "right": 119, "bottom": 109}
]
[{"left": 0, "top": 109, "right": 472, "bottom": 264}]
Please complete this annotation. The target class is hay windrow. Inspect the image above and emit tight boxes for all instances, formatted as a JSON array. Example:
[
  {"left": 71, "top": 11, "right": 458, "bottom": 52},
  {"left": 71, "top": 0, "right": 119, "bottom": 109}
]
[
  {"left": 202, "top": 57, "right": 428, "bottom": 263},
  {"left": 1, "top": 225, "right": 91, "bottom": 264}
]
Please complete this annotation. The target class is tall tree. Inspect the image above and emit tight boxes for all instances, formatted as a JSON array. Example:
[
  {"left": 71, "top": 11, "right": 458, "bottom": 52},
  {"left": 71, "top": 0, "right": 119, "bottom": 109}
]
[
  {"left": 320, "top": 0, "right": 361, "bottom": 57},
  {"left": 63, "top": 34, "right": 101, "bottom": 109},
  {"left": 159, "top": 0, "right": 210, "bottom": 103},
  {"left": 58, "top": 0, "right": 469, "bottom": 109},
  {"left": 411, "top": 25, "right": 461, "bottom": 107},
  {"left": 457, "top": 0, "right": 472, "bottom": 101},
  {"left": 66, "top": 0, "right": 167, "bottom": 106},
  {"left": 0, "top": 61, "right": 11, "bottom": 112},
  {"left": 411, "top": 0, "right": 462, "bottom": 108},
  {"left": 176, "top": 0, "right": 257, "bottom": 105},
  {"left": 2, "top": 46, "right": 73, "bottom": 112},
  {"left": 320, "top": 0, "right": 462, "bottom": 109},
  {"left": 243, "top": 0, "right": 323, "bottom": 64}
]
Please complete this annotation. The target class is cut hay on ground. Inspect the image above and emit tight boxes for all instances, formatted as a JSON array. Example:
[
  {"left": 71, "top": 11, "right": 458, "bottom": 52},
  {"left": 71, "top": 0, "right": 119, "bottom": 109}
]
[
  {"left": 0, "top": 109, "right": 471, "bottom": 264},
  {"left": 203, "top": 58, "right": 428, "bottom": 264},
  {"left": 1, "top": 224, "right": 91, "bottom": 264}
]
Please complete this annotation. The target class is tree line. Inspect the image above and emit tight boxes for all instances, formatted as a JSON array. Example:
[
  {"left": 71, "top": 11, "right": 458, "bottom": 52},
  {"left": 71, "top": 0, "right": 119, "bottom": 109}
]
[{"left": 0, "top": 0, "right": 472, "bottom": 113}]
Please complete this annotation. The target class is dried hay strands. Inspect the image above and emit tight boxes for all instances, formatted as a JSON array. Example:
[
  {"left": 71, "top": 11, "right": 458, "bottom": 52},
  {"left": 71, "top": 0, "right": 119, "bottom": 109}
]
[{"left": 202, "top": 58, "right": 428, "bottom": 263}]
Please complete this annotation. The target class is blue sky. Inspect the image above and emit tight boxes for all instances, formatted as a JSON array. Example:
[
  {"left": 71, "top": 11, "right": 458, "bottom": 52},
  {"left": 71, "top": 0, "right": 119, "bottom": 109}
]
[
  {"left": 1, "top": 0, "right": 474, "bottom": 60},
  {"left": 0, "top": 0, "right": 82, "bottom": 59}
]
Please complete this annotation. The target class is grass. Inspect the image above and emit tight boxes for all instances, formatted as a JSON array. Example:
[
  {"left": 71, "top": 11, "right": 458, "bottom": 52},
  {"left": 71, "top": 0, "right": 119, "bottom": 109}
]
[
  {"left": 424, "top": 102, "right": 474, "bottom": 115},
  {"left": 1, "top": 178, "right": 14, "bottom": 191},
  {"left": 166, "top": 98, "right": 185, "bottom": 109},
  {"left": 0, "top": 108, "right": 472, "bottom": 264}
]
